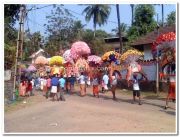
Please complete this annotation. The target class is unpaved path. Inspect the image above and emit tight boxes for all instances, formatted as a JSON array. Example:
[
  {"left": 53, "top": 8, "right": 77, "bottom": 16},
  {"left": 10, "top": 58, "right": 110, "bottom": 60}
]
[{"left": 4, "top": 86, "right": 176, "bottom": 133}]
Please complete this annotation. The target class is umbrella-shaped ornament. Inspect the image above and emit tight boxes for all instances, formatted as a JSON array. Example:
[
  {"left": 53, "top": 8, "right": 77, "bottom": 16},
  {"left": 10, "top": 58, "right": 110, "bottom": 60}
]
[{"left": 70, "top": 41, "right": 91, "bottom": 60}]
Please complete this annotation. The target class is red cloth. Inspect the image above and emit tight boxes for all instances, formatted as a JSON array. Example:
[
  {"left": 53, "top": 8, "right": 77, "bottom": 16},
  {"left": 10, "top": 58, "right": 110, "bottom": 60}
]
[
  {"left": 168, "top": 82, "right": 175, "bottom": 99},
  {"left": 26, "top": 83, "right": 32, "bottom": 92},
  {"left": 93, "top": 85, "right": 99, "bottom": 95}
]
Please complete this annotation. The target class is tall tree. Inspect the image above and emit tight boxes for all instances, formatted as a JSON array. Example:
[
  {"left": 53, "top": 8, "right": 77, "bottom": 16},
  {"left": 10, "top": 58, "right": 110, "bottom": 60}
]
[
  {"left": 4, "top": 4, "right": 24, "bottom": 69},
  {"left": 72, "top": 20, "right": 86, "bottom": 40},
  {"left": 130, "top": 4, "right": 134, "bottom": 25},
  {"left": 112, "top": 23, "right": 128, "bottom": 36},
  {"left": 44, "top": 5, "right": 76, "bottom": 52},
  {"left": 134, "top": 4, "right": 156, "bottom": 36},
  {"left": 82, "top": 4, "right": 111, "bottom": 37},
  {"left": 166, "top": 11, "right": 175, "bottom": 26},
  {"left": 161, "top": 4, "right": 164, "bottom": 26},
  {"left": 116, "top": 4, "right": 123, "bottom": 54}
]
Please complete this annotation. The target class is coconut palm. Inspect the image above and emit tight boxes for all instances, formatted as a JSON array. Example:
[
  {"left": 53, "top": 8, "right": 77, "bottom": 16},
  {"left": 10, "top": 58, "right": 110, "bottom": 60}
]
[
  {"left": 154, "top": 4, "right": 165, "bottom": 26},
  {"left": 82, "top": 4, "right": 111, "bottom": 37},
  {"left": 112, "top": 23, "right": 128, "bottom": 36},
  {"left": 116, "top": 4, "right": 123, "bottom": 54}
]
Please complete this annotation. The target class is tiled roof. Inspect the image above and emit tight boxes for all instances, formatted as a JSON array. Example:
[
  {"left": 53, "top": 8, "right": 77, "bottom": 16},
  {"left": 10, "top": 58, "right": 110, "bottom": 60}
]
[{"left": 131, "top": 25, "right": 175, "bottom": 46}]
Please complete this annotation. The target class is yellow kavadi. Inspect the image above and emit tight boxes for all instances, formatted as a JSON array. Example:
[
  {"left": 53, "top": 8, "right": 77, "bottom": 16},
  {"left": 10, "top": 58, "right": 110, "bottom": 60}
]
[
  {"left": 120, "top": 49, "right": 143, "bottom": 64},
  {"left": 49, "top": 56, "right": 64, "bottom": 66},
  {"left": 101, "top": 51, "right": 120, "bottom": 62}
]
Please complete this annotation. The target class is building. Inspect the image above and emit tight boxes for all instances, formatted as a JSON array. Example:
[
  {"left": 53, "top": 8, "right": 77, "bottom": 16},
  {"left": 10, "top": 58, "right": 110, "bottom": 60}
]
[
  {"left": 29, "top": 48, "right": 48, "bottom": 64},
  {"left": 131, "top": 25, "right": 175, "bottom": 60},
  {"left": 129, "top": 25, "right": 175, "bottom": 91},
  {"left": 104, "top": 36, "right": 128, "bottom": 52}
]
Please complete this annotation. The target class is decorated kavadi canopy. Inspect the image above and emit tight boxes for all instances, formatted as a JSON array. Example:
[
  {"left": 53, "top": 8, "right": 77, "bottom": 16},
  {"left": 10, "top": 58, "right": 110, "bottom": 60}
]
[{"left": 70, "top": 41, "right": 91, "bottom": 59}]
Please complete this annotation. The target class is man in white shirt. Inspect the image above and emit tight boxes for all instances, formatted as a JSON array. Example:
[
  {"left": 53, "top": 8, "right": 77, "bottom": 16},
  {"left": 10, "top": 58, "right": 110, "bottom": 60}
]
[
  {"left": 102, "top": 73, "right": 109, "bottom": 91},
  {"left": 77, "top": 72, "right": 86, "bottom": 96}
]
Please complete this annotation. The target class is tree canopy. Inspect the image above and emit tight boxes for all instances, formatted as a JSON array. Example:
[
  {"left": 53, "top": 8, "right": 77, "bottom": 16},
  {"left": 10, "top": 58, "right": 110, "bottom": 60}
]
[{"left": 166, "top": 11, "right": 175, "bottom": 26}]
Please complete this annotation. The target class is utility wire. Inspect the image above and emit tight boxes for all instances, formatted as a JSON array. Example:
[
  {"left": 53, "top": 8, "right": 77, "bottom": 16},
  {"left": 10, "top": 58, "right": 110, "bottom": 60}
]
[{"left": 27, "top": 4, "right": 53, "bottom": 12}]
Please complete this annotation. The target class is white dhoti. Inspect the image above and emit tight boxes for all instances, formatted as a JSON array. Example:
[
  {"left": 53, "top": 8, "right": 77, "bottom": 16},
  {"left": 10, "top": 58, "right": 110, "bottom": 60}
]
[{"left": 51, "top": 86, "right": 57, "bottom": 93}]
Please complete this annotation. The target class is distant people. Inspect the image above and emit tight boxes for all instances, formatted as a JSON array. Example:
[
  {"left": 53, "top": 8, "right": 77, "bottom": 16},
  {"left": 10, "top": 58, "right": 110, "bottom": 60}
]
[
  {"left": 19, "top": 79, "right": 27, "bottom": 97},
  {"left": 40, "top": 77, "right": 44, "bottom": 91},
  {"left": 69, "top": 75, "right": 76, "bottom": 94},
  {"left": 64, "top": 74, "right": 68, "bottom": 93},
  {"left": 43, "top": 77, "right": 48, "bottom": 98},
  {"left": 87, "top": 76, "right": 91, "bottom": 87},
  {"left": 129, "top": 72, "right": 144, "bottom": 105},
  {"left": 92, "top": 74, "right": 100, "bottom": 98},
  {"left": 34, "top": 77, "right": 39, "bottom": 90},
  {"left": 77, "top": 72, "right": 86, "bottom": 97},
  {"left": 26, "top": 80, "right": 33, "bottom": 96},
  {"left": 66, "top": 75, "right": 71, "bottom": 93},
  {"left": 110, "top": 70, "right": 121, "bottom": 100},
  {"left": 165, "top": 63, "right": 176, "bottom": 109},
  {"left": 102, "top": 72, "right": 109, "bottom": 93},
  {"left": 46, "top": 76, "right": 51, "bottom": 99},
  {"left": 51, "top": 74, "right": 59, "bottom": 101},
  {"left": 58, "top": 75, "right": 66, "bottom": 101}
]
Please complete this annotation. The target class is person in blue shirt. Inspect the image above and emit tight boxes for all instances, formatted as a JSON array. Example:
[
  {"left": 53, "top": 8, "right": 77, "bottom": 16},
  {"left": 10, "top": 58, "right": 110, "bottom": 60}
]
[
  {"left": 59, "top": 75, "right": 66, "bottom": 101},
  {"left": 51, "top": 74, "right": 59, "bottom": 101},
  {"left": 69, "top": 75, "right": 76, "bottom": 94}
]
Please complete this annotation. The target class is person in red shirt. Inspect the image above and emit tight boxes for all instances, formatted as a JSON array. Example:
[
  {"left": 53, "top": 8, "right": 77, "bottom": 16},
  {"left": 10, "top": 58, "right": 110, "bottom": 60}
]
[{"left": 26, "top": 80, "right": 33, "bottom": 96}]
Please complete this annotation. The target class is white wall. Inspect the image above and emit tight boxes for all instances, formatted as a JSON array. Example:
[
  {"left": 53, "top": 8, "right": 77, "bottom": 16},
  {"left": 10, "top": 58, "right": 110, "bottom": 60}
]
[
  {"left": 142, "top": 64, "right": 156, "bottom": 81},
  {"left": 4, "top": 70, "right": 11, "bottom": 81},
  {"left": 144, "top": 45, "right": 153, "bottom": 60}
]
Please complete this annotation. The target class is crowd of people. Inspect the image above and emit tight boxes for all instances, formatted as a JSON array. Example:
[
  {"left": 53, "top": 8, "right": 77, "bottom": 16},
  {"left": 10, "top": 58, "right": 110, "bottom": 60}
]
[{"left": 18, "top": 69, "right": 147, "bottom": 106}]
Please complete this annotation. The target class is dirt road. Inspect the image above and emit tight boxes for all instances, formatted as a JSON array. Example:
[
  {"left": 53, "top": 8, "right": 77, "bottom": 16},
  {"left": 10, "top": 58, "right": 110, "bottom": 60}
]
[{"left": 4, "top": 86, "right": 176, "bottom": 133}]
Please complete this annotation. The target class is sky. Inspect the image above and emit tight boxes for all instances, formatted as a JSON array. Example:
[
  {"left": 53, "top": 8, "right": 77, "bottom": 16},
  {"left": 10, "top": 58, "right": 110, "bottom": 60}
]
[{"left": 21, "top": 4, "right": 176, "bottom": 37}]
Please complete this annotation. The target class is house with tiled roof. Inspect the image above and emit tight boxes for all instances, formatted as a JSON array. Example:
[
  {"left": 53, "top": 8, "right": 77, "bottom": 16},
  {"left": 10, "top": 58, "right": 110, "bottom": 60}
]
[
  {"left": 130, "top": 25, "right": 175, "bottom": 84},
  {"left": 131, "top": 25, "right": 175, "bottom": 60}
]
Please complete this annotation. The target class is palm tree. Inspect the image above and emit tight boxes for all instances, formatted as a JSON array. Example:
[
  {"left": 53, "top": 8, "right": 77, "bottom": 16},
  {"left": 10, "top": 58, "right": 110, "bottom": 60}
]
[
  {"left": 161, "top": 4, "right": 164, "bottom": 26},
  {"left": 73, "top": 20, "right": 86, "bottom": 39},
  {"left": 116, "top": 4, "right": 123, "bottom": 54},
  {"left": 112, "top": 23, "right": 128, "bottom": 36},
  {"left": 154, "top": 4, "right": 164, "bottom": 26},
  {"left": 82, "top": 4, "right": 111, "bottom": 37},
  {"left": 130, "top": 4, "right": 134, "bottom": 25}
]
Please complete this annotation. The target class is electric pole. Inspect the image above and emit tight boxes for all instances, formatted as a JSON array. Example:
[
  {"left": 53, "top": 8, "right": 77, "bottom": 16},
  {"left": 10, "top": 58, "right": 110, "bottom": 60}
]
[
  {"left": 116, "top": 4, "right": 123, "bottom": 54},
  {"left": 156, "top": 14, "right": 160, "bottom": 95},
  {"left": 13, "top": 6, "right": 26, "bottom": 100}
]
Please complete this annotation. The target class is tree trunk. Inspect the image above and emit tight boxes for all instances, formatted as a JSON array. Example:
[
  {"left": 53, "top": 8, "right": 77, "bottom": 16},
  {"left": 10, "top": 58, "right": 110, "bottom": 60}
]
[
  {"left": 130, "top": 4, "right": 134, "bottom": 25},
  {"left": 162, "top": 4, "right": 164, "bottom": 27},
  {"left": 93, "top": 23, "right": 96, "bottom": 38},
  {"left": 116, "top": 4, "right": 123, "bottom": 54}
]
